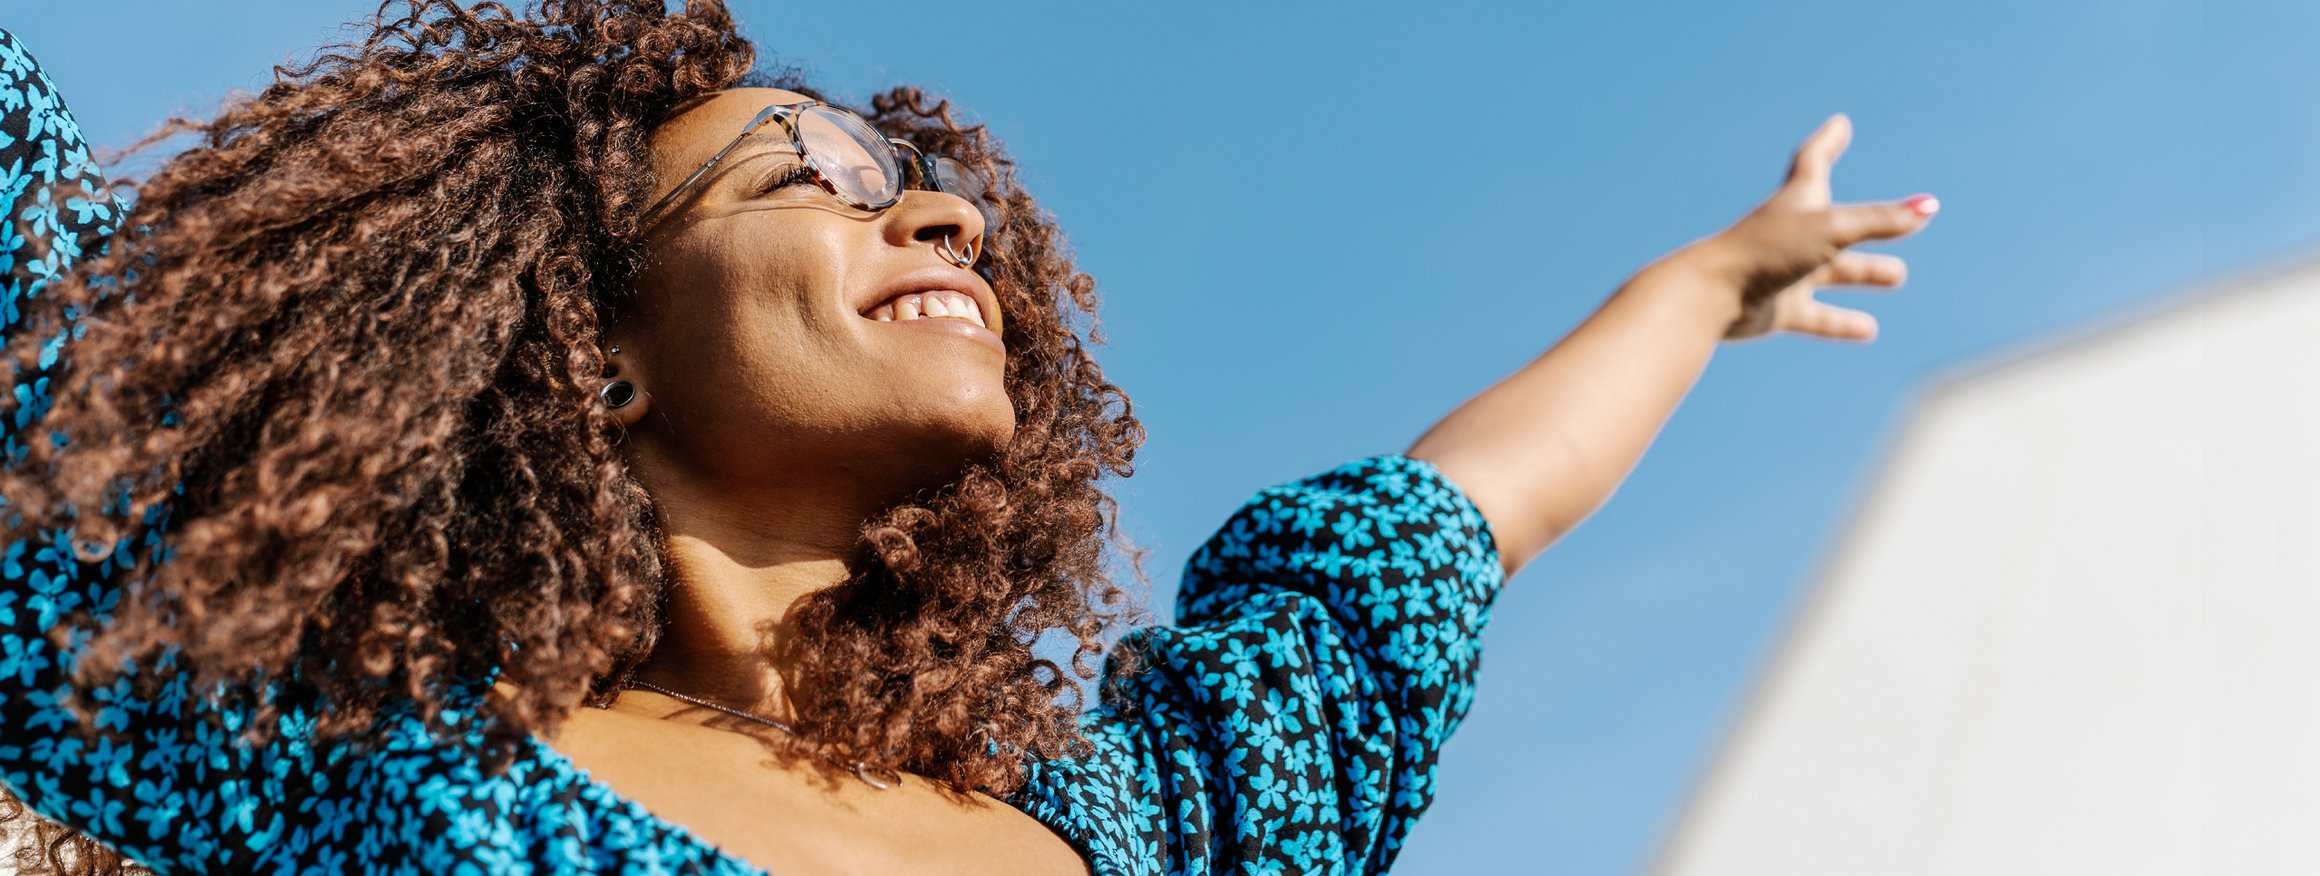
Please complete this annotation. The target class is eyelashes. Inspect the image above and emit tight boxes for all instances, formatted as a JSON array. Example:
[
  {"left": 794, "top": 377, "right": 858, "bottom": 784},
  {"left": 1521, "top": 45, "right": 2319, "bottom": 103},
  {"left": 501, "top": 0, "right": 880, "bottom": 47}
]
[{"left": 758, "top": 164, "right": 818, "bottom": 194}]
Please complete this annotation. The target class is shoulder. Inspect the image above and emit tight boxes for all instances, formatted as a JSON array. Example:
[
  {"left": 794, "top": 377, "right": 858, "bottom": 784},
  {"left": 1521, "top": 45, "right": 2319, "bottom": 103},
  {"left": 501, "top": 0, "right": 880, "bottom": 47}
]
[
  {"left": 1014, "top": 455, "right": 1506, "bottom": 873},
  {"left": 1179, "top": 453, "right": 1503, "bottom": 630}
]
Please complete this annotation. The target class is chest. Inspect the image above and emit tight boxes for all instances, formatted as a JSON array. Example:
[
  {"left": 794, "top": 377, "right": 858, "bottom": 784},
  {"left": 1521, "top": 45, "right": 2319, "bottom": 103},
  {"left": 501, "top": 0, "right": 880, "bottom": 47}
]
[{"left": 540, "top": 709, "right": 1090, "bottom": 876}]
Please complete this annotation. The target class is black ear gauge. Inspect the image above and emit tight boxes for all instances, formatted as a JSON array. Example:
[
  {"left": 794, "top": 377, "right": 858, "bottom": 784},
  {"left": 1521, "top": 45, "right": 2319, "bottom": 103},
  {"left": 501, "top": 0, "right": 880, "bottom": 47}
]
[
  {"left": 599, "top": 345, "right": 639, "bottom": 410},
  {"left": 600, "top": 380, "right": 637, "bottom": 410}
]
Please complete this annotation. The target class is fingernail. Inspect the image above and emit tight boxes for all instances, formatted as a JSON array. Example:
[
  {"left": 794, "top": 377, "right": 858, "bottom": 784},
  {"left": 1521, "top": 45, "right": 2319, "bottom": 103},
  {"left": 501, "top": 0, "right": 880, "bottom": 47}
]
[{"left": 1905, "top": 194, "right": 1941, "bottom": 217}]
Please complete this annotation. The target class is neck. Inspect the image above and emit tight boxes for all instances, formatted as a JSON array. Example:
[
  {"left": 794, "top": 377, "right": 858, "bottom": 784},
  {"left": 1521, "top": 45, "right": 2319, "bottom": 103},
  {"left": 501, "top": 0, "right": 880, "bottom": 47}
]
[{"left": 623, "top": 464, "right": 885, "bottom": 723}]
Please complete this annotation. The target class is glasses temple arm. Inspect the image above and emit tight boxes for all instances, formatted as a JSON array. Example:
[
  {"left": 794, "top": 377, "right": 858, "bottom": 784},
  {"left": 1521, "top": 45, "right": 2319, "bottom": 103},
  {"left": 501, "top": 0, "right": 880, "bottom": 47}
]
[{"left": 640, "top": 105, "right": 792, "bottom": 223}]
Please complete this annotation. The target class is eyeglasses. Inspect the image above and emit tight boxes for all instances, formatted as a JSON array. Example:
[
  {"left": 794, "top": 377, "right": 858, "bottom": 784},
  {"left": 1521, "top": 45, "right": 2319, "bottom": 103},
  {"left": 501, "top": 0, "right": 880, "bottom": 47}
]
[{"left": 640, "top": 100, "right": 1000, "bottom": 246}]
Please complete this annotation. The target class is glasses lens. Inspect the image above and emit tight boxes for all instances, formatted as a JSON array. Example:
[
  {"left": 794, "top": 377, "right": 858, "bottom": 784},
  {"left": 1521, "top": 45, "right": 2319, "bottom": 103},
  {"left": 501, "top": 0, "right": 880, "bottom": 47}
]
[
  {"left": 797, "top": 106, "right": 901, "bottom": 208},
  {"left": 933, "top": 156, "right": 1000, "bottom": 231}
]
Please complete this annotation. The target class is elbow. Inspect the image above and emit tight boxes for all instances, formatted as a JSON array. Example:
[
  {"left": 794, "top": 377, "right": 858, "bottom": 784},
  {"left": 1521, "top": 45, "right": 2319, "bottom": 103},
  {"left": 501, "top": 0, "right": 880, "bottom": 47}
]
[
  {"left": 1492, "top": 516, "right": 1575, "bottom": 579},
  {"left": 1408, "top": 446, "right": 1594, "bottom": 579}
]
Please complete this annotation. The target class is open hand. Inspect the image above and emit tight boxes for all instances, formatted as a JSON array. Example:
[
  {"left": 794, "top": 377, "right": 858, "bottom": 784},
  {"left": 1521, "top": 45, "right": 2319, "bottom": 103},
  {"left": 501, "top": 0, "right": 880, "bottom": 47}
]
[{"left": 1704, "top": 114, "right": 1937, "bottom": 342}]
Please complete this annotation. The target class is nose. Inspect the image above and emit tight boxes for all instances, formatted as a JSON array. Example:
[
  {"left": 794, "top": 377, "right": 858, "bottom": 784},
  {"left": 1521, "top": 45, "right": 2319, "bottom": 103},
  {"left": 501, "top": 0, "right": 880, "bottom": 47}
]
[{"left": 884, "top": 188, "right": 988, "bottom": 266}]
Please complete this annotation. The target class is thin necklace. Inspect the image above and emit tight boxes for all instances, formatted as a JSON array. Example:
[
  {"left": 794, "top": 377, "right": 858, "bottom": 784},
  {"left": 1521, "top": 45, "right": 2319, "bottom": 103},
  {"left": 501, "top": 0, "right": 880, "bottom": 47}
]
[
  {"left": 625, "top": 678, "right": 802, "bottom": 735},
  {"left": 620, "top": 678, "right": 899, "bottom": 790}
]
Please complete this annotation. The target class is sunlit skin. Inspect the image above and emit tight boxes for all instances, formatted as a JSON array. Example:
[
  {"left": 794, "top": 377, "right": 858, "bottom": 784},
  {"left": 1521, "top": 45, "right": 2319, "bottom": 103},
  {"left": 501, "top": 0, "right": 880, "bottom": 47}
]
[
  {"left": 603, "top": 87, "right": 1013, "bottom": 730},
  {"left": 527, "top": 98, "right": 1932, "bottom": 876},
  {"left": 528, "top": 87, "right": 1084, "bottom": 876}
]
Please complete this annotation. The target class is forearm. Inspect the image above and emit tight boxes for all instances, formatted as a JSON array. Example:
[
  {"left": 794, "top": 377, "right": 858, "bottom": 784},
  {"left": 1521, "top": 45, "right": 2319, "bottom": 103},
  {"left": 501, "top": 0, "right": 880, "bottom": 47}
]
[{"left": 1407, "top": 250, "right": 1738, "bottom": 575}]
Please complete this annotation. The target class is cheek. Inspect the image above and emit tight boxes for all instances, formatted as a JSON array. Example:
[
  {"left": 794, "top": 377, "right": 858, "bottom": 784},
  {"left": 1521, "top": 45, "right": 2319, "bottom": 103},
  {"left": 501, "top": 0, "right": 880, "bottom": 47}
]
[
  {"left": 646, "top": 220, "right": 851, "bottom": 344},
  {"left": 630, "top": 217, "right": 1013, "bottom": 469},
  {"left": 633, "top": 242, "right": 828, "bottom": 408},
  {"left": 648, "top": 293, "right": 856, "bottom": 431}
]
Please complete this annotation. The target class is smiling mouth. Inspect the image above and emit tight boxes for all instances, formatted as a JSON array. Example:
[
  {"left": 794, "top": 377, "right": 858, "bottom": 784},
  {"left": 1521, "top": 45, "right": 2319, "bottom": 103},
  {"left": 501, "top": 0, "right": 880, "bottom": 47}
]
[{"left": 863, "top": 289, "right": 988, "bottom": 329}]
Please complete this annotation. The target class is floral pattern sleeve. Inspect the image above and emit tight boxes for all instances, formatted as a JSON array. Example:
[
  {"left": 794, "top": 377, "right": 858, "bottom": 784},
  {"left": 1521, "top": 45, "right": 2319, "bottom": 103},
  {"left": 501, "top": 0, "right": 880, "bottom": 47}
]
[
  {"left": 0, "top": 25, "right": 282, "bottom": 874},
  {"left": 0, "top": 30, "right": 785, "bottom": 876},
  {"left": 1013, "top": 455, "right": 1506, "bottom": 875}
]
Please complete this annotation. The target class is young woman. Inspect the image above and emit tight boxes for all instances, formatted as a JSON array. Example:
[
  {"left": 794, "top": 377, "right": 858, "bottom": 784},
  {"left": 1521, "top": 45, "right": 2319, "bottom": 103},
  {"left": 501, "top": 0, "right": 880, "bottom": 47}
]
[{"left": 0, "top": 2, "right": 1933, "bottom": 874}]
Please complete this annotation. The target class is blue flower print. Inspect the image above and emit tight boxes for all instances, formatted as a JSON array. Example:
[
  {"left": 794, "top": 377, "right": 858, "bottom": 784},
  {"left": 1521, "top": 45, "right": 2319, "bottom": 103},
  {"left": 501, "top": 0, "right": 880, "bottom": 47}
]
[{"left": 1016, "top": 455, "right": 1503, "bottom": 874}]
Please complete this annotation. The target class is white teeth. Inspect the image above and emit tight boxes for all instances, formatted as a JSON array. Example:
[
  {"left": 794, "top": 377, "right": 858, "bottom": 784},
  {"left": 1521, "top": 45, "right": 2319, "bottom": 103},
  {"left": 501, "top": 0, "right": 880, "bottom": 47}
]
[
  {"left": 935, "top": 291, "right": 982, "bottom": 328},
  {"left": 867, "top": 290, "right": 986, "bottom": 328}
]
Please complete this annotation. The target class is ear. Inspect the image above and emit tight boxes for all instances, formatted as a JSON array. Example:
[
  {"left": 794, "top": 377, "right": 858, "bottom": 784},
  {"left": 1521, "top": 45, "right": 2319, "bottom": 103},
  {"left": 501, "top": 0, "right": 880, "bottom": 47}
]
[{"left": 601, "top": 345, "right": 650, "bottom": 429}]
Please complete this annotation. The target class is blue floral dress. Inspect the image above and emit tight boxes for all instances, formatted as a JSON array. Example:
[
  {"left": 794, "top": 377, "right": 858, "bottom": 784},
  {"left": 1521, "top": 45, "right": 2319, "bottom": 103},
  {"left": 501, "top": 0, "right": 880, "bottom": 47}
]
[{"left": 0, "top": 29, "right": 1506, "bottom": 876}]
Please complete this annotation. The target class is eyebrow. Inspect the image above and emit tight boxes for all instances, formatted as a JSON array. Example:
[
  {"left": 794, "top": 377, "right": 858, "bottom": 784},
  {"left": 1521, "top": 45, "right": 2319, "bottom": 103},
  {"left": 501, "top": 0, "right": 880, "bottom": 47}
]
[{"left": 721, "top": 136, "right": 804, "bottom": 176}]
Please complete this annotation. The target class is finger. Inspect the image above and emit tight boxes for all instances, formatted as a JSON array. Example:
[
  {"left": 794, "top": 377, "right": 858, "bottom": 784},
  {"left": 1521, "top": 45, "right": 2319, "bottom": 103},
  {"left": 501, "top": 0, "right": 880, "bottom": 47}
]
[
  {"left": 1826, "top": 194, "right": 1939, "bottom": 247},
  {"left": 1779, "top": 298, "right": 1880, "bottom": 342},
  {"left": 1784, "top": 113, "right": 1853, "bottom": 193},
  {"left": 1817, "top": 251, "right": 1909, "bottom": 289}
]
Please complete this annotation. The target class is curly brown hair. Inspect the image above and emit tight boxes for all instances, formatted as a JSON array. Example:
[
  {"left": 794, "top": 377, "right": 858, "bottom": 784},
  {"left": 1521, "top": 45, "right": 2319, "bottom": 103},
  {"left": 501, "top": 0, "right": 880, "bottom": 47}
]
[{"left": 0, "top": 3, "right": 1143, "bottom": 851}]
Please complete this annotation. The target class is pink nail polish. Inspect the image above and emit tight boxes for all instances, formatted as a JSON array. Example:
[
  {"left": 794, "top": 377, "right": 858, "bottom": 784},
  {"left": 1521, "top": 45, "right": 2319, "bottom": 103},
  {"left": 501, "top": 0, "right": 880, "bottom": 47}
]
[{"left": 1905, "top": 194, "right": 1941, "bottom": 217}]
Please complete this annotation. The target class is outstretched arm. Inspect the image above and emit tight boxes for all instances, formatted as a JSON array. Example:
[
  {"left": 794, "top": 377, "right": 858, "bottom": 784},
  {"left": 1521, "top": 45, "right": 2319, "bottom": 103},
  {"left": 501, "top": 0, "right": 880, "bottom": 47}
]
[{"left": 1406, "top": 115, "right": 1938, "bottom": 576}]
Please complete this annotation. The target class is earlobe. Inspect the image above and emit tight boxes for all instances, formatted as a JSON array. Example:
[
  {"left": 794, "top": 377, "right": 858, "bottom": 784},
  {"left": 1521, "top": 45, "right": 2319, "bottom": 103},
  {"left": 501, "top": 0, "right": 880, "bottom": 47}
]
[
  {"left": 601, "top": 379, "right": 639, "bottom": 409},
  {"left": 600, "top": 345, "right": 649, "bottom": 427}
]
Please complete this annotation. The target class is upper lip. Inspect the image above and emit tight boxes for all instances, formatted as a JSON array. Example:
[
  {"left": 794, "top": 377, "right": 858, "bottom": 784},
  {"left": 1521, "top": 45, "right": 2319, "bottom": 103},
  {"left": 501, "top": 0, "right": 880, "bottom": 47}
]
[{"left": 858, "top": 266, "right": 999, "bottom": 330}]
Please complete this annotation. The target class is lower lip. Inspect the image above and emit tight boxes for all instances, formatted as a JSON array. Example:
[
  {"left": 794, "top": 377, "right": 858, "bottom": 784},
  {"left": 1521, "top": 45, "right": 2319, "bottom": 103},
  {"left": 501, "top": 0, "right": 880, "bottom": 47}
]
[{"left": 870, "top": 315, "right": 1006, "bottom": 355}]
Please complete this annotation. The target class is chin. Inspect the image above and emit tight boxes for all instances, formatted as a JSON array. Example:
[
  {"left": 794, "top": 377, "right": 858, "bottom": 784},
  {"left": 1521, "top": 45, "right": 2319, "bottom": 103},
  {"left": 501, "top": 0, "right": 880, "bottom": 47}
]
[
  {"left": 945, "top": 410, "right": 1017, "bottom": 469},
  {"left": 919, "top": 380, "right": 1015, "bottom": 456},
  {"left": 888, "top": 406, "right": 1015, "bottom": 488}
]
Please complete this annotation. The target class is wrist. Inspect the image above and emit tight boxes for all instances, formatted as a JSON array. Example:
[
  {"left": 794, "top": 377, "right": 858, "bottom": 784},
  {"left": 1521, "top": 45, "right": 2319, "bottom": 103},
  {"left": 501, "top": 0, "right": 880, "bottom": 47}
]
[{"left": 1619, "top": 237, "right": 1747, "bottom": 335}]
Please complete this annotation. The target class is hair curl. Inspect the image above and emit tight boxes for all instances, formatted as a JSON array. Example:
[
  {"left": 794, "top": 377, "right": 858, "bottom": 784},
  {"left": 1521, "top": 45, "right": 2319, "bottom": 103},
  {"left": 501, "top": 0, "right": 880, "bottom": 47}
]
[{"left": 0, "top": 1, "right": 1143, "bottom": 839}]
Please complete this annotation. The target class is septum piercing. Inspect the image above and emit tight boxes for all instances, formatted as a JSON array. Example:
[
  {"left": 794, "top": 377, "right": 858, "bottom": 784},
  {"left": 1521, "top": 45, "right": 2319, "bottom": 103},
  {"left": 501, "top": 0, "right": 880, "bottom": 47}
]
[{"left": 937, "top": 234, "right": 978, "bottom": 269}]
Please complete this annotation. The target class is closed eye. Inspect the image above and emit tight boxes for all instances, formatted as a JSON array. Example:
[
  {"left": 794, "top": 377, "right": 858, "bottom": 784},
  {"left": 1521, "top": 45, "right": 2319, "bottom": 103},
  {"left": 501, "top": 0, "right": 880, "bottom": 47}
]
[{"left": 757, "top": 164, "right": 818, "bottom": 195}]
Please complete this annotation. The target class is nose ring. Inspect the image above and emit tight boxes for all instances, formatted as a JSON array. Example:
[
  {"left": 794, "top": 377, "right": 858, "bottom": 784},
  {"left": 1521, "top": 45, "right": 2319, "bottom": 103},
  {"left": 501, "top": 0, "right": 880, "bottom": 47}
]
[{"left": 936, "top": 233, "right": 979, "bottom": 269}]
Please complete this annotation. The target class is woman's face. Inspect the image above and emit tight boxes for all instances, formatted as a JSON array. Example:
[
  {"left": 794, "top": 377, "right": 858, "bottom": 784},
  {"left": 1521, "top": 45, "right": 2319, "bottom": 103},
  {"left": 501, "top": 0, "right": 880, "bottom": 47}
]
[{"left": 617, "top": 87, "right": 1011, "bottom": 510}]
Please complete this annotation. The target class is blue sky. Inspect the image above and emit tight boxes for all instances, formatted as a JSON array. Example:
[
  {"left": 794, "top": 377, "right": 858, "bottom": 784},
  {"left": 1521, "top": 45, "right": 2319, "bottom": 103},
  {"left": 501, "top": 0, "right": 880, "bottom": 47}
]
[{"left": 9, "top": 2, "right": 2312, "bottom": 873}]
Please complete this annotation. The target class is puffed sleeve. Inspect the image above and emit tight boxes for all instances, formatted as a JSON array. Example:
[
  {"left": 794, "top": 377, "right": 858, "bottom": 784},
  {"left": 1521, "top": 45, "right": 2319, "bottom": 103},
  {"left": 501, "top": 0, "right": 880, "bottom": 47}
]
[
  {"left": 0, "top": 27, "right": 291, "bottom": 875},
  {"left": 0, "top": 34, "right": 797, "bottom": 875},
  {"left": 1015, "top": 454, "right": 1505, "bottom": 876}
]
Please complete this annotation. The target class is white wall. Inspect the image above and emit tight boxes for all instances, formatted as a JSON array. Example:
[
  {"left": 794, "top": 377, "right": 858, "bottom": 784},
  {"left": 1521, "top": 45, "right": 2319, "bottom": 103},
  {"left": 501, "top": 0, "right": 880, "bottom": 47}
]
[{"left": 1654, "top": 260, "right": 2320, "bottom": 876}]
